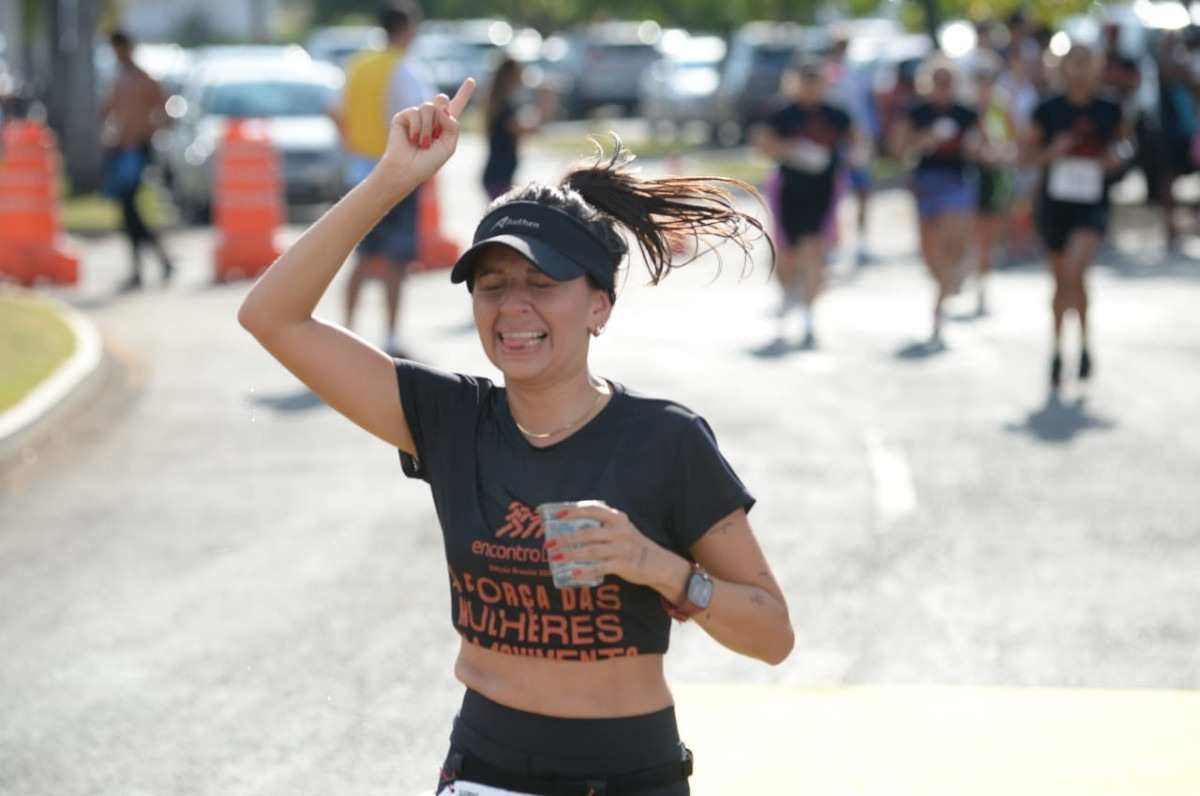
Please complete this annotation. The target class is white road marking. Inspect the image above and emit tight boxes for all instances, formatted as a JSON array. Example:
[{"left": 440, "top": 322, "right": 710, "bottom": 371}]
[{"left": 864, "top": 430, "right": 918, "bottom": 524}]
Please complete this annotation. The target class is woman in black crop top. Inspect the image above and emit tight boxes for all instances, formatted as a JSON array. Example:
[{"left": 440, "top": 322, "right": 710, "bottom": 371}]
[{"left": 238, "top": 79, "right": 794, "bottom": 794}]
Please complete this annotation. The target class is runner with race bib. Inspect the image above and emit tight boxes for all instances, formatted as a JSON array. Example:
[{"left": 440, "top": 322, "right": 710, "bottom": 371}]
[
  {"left": 754, "top": 58, "right": 854, "bottom": 349},
  {"left": 1024, "top": 44, "right": 1125, "bottom": 390}
]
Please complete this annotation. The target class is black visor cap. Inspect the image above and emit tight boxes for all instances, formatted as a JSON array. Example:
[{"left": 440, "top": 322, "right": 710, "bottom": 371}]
[{"left": 450, "top": 201, "right": 618, "bottom": 293}]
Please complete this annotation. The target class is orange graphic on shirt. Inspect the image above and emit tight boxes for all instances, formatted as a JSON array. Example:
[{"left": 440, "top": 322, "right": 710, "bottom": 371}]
[{"left": 495, "top": 500, "right": 544, "bottom": 539}]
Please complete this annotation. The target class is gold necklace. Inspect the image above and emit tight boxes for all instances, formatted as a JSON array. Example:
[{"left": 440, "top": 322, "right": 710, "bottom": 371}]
[{"left": 514, "top": 388, "right": 607, "bottom": 440}]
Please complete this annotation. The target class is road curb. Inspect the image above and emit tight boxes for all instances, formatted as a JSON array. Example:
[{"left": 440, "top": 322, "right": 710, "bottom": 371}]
[{"left": 0, "top": 291, "right": 104, "bottom": 456}]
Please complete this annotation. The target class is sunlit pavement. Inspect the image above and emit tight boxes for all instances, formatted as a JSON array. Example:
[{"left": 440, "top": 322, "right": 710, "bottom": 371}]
[
  {"left": 676, "top": 684, "right": 1200, "bottom": 795},
  {"left": 2, "top": 134, "right": 1198, "bottom": 794}
]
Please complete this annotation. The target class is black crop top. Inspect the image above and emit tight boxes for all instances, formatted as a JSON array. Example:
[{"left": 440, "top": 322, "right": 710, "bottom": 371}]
[{"left": 393, "top": 359, "right": 755, "bottom": 661}]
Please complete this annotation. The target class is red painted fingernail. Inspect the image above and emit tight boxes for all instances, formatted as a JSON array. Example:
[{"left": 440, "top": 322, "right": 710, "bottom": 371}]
[
  {"left": 544, "top": 539, "right": 558, "bottom": 549},
  {"left": 555, "top": 510, "right": 568, "bottom": 519},
  {"left": 550, "top": 553, "right": 564, "bottom": 562}
]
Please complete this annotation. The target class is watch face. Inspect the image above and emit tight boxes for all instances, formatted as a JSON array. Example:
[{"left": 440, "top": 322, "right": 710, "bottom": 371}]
[{"left": 687, "top": 571, "right": 713, "bottom": 609}]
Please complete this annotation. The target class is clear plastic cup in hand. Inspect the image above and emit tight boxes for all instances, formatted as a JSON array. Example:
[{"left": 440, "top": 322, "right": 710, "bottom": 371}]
[{"left": 537, "top": 501, "right": 604, "bottom": 588}]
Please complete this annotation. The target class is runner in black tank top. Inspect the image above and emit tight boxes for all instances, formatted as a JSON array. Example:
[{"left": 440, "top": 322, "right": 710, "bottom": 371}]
[{"left": 1023, "top": 44, "right": 1125, "bottom": 390}]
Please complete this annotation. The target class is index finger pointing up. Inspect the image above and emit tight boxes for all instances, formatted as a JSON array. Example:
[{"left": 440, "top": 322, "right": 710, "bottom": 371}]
[{"left": 447, "top": 77, "right": 476, "bottom": 117}]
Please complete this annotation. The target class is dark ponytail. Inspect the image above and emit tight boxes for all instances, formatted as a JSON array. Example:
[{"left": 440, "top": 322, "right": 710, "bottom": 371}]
[
  {"left": 561, "top": 137, "right": 773, "bottom": 286},
  {"left": 492, "top": 137, "right": 772, "bottom": 297}
]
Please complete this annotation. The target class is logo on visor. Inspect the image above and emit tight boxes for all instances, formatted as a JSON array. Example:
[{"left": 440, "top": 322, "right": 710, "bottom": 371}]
[{"left": 491, "top": 216, "right": 541, "bottom": 233}]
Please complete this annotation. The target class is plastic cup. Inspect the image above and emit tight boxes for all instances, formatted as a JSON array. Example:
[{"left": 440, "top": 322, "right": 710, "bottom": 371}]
[{"left": 537, "top": 501, "right": 604, "bottom": 588}]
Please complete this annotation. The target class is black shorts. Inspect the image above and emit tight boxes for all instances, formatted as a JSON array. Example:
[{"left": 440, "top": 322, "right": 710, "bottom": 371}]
[
  {"left": 1037, "top": 197, "right": 1108, "bottom": 253},
  {"left": 435, "top": 689, "right": 691, "bottom": 795},
  {"left": 774, "top": 172, "right": 835, "bottom": 244},
  {"left": 357, "top": 186, "right": 420, "bottom": 263}
]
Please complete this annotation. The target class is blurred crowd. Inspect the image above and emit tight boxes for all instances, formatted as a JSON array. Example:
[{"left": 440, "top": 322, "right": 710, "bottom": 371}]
[{"left": 6, "top": 3, "right": 1200, "bottom": 373}]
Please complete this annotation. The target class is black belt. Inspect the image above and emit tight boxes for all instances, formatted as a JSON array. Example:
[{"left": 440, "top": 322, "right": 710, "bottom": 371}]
[{"left": 441, "top": 746, "right": 693, "bottom": 796}]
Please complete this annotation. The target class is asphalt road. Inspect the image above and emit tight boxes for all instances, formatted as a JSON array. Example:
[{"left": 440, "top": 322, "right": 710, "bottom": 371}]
[{"left": 2, "top": 135, "right": 1199, "bottom": 794}]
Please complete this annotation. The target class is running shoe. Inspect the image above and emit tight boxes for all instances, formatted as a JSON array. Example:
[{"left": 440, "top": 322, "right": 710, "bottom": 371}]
[
  {"left": 1079, "top": 349, "right": 1092, "bottom": 381},
  {"left": 1050, "top": 353, "right": 1063, "bottom": 390}
]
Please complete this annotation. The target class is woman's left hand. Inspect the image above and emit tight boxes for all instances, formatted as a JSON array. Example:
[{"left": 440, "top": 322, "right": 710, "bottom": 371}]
[{"left": 545, "top": 501, "right": 678, "bottom": 590}]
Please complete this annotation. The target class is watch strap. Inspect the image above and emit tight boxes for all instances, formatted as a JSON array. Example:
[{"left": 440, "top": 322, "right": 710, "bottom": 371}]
[{"left": 660, "top": 562, "right": 708, "bottom": 623}]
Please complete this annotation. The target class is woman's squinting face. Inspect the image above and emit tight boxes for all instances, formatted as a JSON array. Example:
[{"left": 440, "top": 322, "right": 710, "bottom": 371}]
[{"left": 471, "top": 245, "right": 610, "bottom": 384}]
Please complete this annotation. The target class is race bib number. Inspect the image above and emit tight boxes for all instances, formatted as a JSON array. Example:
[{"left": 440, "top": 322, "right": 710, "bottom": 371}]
[
  {"left": 1047, "top": 157, "right": 1104, "bottom": 203},
  {"left": 438, "top": 782, "right": 533, "bottom": 796},
  {"left": 787, "top": 138, "right": 832, "bottom": 173},
  {"left": 931, "top": 117, "right": 959, "bottom": 141}
]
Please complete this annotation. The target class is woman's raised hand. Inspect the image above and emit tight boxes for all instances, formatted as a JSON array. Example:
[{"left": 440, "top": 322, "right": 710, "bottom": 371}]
[{"left": 377, "top": 77, "right": 475, "bottom": 190}]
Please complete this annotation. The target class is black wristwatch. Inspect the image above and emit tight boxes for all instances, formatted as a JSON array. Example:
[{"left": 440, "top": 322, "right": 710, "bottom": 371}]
[{"left": 661, "top": 563, "right": 713, "bottom": 622}]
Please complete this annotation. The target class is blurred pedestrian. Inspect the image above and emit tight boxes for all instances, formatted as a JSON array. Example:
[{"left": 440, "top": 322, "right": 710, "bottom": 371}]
[
  {"left": 892, "top": 58, "right": 980, "bottom": 345},
  {"left": 972, "top": 56, "right": 1017, "bottom": 315},
  {"left": 481, "top": 56, "right": 552, "bottom": 200},
  {"left": 754, "top": 58, "right": 855, "bottom": 348},
  {"left": 238, "top": 78, "right": 792, "bottom": 794},
  {"left": 824, "top": 35, "right": 878, "bottom": 266},
  {"left": 1154, "top": 29, "right": 1200, "bottom": 251},
  {"left": 335, "top": 1, "right": 432, "bottom": 357},
  {"left": 100, "top": 29, "right": 174, "bottom": 292},
  {"left": 1023, "top": 44, "right": 1125, "bottom": 390},
  {"left": 999, "top": 48, "right": 1042, "bottom": 263}
]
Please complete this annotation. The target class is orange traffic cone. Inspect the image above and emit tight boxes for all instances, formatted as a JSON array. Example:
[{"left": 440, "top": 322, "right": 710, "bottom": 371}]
[
  {"left": 0, "top": 120, "right": 80, "bottom": 287},
  {"left": 414, "top": 174, "right": 460, "bottom": 272},
  {"left": 213, "top": 119, "right": 282, "bottom": 282}
]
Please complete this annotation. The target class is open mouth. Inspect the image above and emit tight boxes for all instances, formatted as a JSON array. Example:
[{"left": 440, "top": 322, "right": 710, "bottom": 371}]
[{"left": 497, "top": 330, "right": 548, "bottom": 353}]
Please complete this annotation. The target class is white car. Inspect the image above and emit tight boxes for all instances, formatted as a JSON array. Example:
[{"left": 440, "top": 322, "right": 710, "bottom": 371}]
[
  {"left": 638, "top": 33, "right": 727, "bottom": 136},
  {"left": 165, "top": 51, "right": 345, "bottom": 222}
]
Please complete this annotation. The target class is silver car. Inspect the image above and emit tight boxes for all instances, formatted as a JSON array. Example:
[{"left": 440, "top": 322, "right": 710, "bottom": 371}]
[
  {"left": 638, "top": 33, "right": 727, "bottom": 136},
  {"left": 165, "top": 50, "right": 345, "bottom": 222}
]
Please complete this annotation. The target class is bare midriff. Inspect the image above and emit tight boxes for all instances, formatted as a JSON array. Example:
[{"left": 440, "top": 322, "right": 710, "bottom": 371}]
[{"left": 455, "top": 641, "right": 674, "bottom": 718}]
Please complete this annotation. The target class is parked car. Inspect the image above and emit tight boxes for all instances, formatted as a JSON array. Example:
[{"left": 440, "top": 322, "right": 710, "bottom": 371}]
[
  {"left": 304, "top": 25, "right": 385, "bottom": 68},
  {"left": 541, "top": 21, "right": 665, "bottom": 116},
  {"left": 711, "top": 22, "right": 829, "bottom": 146},
  {"left": 165, "top": 53, "right": 344, "bottom": 222},
  {"left": 414, "top": 19, "right": 529, "bottom": 97},
  {"left": 638, "top": 32, "right": 727, "bottom": 136}
]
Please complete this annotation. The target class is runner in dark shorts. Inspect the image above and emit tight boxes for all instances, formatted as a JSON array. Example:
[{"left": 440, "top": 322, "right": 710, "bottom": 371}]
[
  {"left": 753, "top": 58, "right": 853, "bottom": 348},
  {"left": 892, "top": 58, "right": 980, "bottom": 345},
  {"left": 358, "top": 185, "right": 421, "bottom": 265},
  {"left": 1023, "top": 44, "right": 1124, "bottom": 389}
]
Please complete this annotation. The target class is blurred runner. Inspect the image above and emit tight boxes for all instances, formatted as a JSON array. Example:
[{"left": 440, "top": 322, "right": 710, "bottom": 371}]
[
  {"left": 481, "top": 56, "right": 553, "bottom": 200},
  {"left": 1023, "top": 44, "right": 1125, "bottom": 390},
  {"left": 1154, "top": 29, "right": 1200, "bottom": 251},
  {"left": 101, "top": 30, "right": 174, "bottom": 292},
  {"left": 999, "top": 48, "right": 1043, "bottom": 264},
  {"left": 334, "top": 1, "right": 432, "bottom": 357},
  {"left": 892, "top": 58, "right": 979, "bottom": 345},
  {"left": 754, "top": 58, "right": 854, "bottom": 348},
  {"left": 972, "top": 55, "right": 1017, "bottom": 316},
  {"left": 824, "top": 35, "right": 877, "bottom": 266}
]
